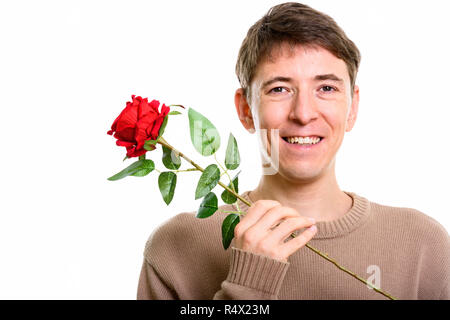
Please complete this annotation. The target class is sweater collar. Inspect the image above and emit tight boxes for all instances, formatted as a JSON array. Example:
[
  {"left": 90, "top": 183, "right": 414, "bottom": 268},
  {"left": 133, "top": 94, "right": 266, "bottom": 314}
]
[{"left": 236, "top": 190, "right": 371, "bottom": 239}]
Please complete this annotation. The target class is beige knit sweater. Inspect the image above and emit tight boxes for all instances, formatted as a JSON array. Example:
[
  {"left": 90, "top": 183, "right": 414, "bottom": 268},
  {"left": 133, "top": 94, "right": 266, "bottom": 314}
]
[{"left": 137, "top": 190, "right": 449, "bottom": 300}]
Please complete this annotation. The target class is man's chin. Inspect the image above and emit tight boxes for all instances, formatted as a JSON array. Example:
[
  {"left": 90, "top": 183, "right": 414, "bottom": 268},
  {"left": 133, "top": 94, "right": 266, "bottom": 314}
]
[{"left": 275, "top": 164, "right": 324, "bottom": 183}]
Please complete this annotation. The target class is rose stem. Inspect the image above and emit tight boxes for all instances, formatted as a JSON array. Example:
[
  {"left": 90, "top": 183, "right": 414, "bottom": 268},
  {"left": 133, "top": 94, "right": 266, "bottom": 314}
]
[{"left": 156, "top": 136, "right": 396, "bottom": 300}]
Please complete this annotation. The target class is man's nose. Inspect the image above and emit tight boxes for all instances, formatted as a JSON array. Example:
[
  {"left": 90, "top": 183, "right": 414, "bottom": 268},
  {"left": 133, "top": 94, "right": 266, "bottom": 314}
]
[{"left": 288, "top": 90, "right": 319, "bottom": 124}]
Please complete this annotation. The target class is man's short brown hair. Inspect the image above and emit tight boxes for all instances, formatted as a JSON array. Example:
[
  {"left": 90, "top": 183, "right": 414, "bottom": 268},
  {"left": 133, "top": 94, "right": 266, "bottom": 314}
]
[{"left": 236, "top": 2, "right": 361, "bottom": 100}]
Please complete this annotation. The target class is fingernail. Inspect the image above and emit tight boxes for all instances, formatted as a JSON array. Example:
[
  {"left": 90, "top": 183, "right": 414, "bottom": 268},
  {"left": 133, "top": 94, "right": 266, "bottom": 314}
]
[{"left": 309, "top": 225, "right": 317, "bottom": 232}]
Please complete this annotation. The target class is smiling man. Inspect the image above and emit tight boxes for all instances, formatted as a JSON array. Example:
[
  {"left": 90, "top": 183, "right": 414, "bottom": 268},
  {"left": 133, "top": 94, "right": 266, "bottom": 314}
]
[{"left": 137, "top": 2, "right": 449, "bottom": 300}]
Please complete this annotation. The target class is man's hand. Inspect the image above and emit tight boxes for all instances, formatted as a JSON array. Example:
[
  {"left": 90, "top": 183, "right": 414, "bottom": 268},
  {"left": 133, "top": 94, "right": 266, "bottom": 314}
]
[{"left": 234, "top": 200, "right": 317, "bottom": 262}]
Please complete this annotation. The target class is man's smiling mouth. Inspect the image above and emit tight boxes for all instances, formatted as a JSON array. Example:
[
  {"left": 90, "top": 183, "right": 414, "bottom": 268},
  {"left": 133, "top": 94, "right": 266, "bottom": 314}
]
[{"left": 282, "top": 136, "right": 323, "bottom": 146}]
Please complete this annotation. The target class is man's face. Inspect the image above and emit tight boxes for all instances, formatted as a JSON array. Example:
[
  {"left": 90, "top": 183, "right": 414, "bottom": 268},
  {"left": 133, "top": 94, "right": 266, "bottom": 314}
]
[{"left": 243, "top": 43, "right": 359, "bottom": 182}]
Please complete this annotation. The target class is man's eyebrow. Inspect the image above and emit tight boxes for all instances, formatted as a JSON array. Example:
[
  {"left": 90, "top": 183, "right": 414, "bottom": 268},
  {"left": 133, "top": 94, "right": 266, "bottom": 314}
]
[
  {"left": 261, "top": 76, "right": 293, "bottom": 90},
  {"left": 314, "top": 73, "right": 344, "bottom": 82}
]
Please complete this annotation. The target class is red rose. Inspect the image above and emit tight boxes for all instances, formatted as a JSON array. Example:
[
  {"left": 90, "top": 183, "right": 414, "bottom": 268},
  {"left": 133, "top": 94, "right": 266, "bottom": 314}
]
[{"left": 107, "top": 95, "right": 170, "bottom": 158}]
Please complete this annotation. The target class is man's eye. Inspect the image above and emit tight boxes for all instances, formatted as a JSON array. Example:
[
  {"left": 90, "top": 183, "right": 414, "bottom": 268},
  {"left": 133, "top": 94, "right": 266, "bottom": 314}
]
[
  {"left": 269, "top": 87, "right": 287, "bottom": 93},
  {"left": 320, "top": 85, "right": 337, "bottom": 92}
]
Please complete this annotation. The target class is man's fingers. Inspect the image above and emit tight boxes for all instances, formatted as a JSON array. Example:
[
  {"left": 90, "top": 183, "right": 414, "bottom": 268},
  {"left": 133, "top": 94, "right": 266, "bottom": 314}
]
[
  {"left": 252, "top": 205, "right": 302, "bottom": 232},
  {"left": 280, "top": 224, "right": 318, "bottom": 258},
  {"left": 267, "top": 216, "right": 316, "bottom": 244},
  {"left": 234, "top": 200, "right": 281, "bottom": 238}
]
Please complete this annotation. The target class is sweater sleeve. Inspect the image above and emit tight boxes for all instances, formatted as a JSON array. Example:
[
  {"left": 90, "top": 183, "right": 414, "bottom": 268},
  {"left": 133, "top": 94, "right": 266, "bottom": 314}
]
[
  {"left": 137, "top": 258, "right": 178, "bottom": 300},
  {"left": 213, "top": 247, "right": 290, "bottom": 300},
  {"left": 414, "top": 212, "right": 450, "bottom": 300}
]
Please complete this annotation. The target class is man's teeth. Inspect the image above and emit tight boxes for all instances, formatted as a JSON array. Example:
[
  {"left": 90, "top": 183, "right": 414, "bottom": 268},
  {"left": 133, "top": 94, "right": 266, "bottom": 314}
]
[{"left": 286, "top": 136, "right": 321, "bottom": 145}]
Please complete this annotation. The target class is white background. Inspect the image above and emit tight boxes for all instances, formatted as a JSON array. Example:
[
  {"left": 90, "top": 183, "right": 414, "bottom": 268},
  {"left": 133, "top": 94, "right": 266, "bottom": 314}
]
[{"left": 0, "top": 0, "right": 449, "bottom": 299}]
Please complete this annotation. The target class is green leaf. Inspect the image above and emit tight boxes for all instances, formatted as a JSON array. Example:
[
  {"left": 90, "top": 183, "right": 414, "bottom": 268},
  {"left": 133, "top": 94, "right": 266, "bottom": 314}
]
[
  {"left": 188, "top": 108, "right": 221, "bottom": 156},
  {"left": 195, "top": 164, "right": 220, "bottom": 199},
  {"left": 158, "top": 171, "right": 177, "bottom": 205},
  {"left": 196, "top": 192, "right": 218, "bottom": 218},
  {"left": 168, "top": 111, "right": 182, "bottom": 115},
  {"left": 221, "top": 171, "right": 240, "bottom": 204},
  {"left": 157, "top": 115, "right": 169, "bottom": 140},
  {"left": 144, "top": 139, "right": 158, "bottom": 151},
  {"left": 224, "top": 133, "right": 240, "bottom": 170},
  {"left": 162, "top": 145, "right": 181, "bottom": 170},
  {"left": 107, "top": 159, "right": 155, "bottom": 181},
  {"left": 130, "top": 167, "right": 152, "bottom": 177},
  {"left": 222, "top": 214, "right": 240, "bottom": 250}
]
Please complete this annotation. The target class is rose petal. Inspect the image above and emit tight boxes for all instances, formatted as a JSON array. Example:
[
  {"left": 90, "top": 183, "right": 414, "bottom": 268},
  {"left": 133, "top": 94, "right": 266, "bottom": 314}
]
[
  {"left": 114, "top": 126, "right": 136, "bottom": 143},
  {"left": 148, "top": 115, "right": 163, "bottom": 139},
  {"left": 138, "top": 98, "right": 158, "bottom": 120},
  {"left": 139, "top": 112, "right": 159, "bottom": 125},
  {"left": 116, "top": 105, "right": 138, "bottom": 132},
  {"left": 116, "top": 140, "right": 135, "bottom": 147},
  {"left": 149, "top": 100, "right": 160, "bottom": 113},
  {"left": 160, "top": 103, "right": 170, "bottom": 116},
  {"left": 126, "top": 145, "right": 147, "bottom": 158}
]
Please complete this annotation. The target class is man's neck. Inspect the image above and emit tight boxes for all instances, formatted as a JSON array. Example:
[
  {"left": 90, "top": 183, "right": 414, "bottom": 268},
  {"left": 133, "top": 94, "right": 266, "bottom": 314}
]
[{"left": 248, "top": 169, "right": 353, "bottom": 222}]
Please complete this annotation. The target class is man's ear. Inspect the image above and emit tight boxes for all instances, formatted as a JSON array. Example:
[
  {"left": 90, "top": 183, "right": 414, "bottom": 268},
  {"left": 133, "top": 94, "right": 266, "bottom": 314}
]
[
  {"left": 234, "top": 88, "right": 255, "bottom": 133},
  {"left": 345, "top": 85, "right": 359, "bottom": 132}
]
